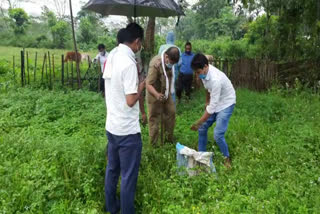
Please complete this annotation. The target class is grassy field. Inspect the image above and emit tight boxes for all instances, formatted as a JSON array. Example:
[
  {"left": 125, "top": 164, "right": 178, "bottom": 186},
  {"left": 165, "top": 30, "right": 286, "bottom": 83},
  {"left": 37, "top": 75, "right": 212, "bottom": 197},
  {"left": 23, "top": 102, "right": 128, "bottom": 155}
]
[
  {"left": 0, "top": 46, "right": 97, "bottom": 62},
  {"left": 0, "top": 46, "right": 102, "bottom": 91},
  {"left": 0, "top": 86, "right": 319, "bottom": 213}
]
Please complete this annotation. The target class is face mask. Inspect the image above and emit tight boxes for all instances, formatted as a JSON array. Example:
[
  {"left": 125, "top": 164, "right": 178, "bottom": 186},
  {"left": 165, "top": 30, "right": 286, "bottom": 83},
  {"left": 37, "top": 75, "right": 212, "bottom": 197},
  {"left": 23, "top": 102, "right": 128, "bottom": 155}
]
[
  {"left": 166, "top": 63, "right": 173, "bottom": 69},
  {"left": 186, "top": 51, "right": 191, "bottom": 55},
  {"left": 100, "top": 51, "right": 105, "bottom": 56},
  {"left": 199, "top": 74, "right": 207, "bottom": 80}
]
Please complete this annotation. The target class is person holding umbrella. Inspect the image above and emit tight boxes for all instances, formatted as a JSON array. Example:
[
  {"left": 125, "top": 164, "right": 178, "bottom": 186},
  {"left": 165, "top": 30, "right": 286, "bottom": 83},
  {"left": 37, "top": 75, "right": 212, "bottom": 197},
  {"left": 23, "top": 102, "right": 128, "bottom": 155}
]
[{"left": 103, "top": 23, "right": 145, "bottom": 214}]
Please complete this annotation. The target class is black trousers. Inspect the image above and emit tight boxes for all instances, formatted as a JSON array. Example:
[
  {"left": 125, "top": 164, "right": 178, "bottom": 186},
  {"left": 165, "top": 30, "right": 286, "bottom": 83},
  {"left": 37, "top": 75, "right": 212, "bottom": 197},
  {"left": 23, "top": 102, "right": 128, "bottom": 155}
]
[
  {"left": 100, "top": 75, "right": 105, "bottom": 92},
  {"left": 176, "top": 73, "right": 193, "bottom": 100}
]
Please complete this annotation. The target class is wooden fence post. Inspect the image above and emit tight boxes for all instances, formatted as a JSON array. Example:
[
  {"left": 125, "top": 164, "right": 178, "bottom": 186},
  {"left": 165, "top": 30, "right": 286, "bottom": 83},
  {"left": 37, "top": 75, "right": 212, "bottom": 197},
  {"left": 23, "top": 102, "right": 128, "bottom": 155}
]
[
  {"left": 61, "top": 55, "right": 64, "bottom": 86},
  {"left": 66, "top": 61, "right": 69, "bottom": 85},
  {"left": 34, "top": 52, "right": 37, "bottom": 82},
  {"left": 21, "top": 50, "right": 24, "bottom": 87},
  {"left": 71, "top": 61, "right": 74, "bottom": 89},
  {"left": 13, "top": 56, "right": 15, "bottom": 82},
  {"left": 41, "top": 53, "right": 47, "bottom": 84},
  {"left": 26, "top": 51, "right": 30, "bottom": 85},
  {"left": 48, "top": 51, "right": 52, "bottom": 89},
  {"left": 45, "top": 55, "right": 48, "bottom": 85},
  {"left": 52, "top": 54, "right": 55, "bottom": 88}
]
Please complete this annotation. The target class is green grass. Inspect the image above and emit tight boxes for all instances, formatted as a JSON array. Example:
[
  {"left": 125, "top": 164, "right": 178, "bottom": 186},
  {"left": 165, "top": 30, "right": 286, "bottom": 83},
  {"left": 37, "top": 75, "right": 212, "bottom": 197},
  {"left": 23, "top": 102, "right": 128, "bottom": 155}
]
[
  {"left": 0, "top": 46, "right": 97, "bottom": 62},
  {"left": 0, "top": 87, "right": 319, "bottom": 213}
]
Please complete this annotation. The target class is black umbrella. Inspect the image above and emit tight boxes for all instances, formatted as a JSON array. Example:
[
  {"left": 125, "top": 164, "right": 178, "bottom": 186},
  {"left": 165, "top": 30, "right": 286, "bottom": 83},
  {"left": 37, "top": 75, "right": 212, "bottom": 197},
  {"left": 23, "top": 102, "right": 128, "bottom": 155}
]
[{"left": 83, "top": 0, "right": 184, "bottom": 17}]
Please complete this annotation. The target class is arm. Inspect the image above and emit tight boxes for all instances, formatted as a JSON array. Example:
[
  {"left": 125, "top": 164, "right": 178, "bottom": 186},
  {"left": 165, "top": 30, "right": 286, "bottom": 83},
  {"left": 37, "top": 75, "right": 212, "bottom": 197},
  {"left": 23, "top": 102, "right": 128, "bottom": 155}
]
[
  {"left": 191, "top": 110, "right": 211, "bottom": 131},
  {"left": 146, "top": 83, "right": 163, "bottom": 100},
  {"left": 126, "top": 81, "right": 145, "bottom": 107},
  {"left": 123, "top": 64, "right": 145, "bottom": 108},
  {"left": 146, "top": 60, "right": 165, "bottom": 101},
  {"left": 191, "top": 80, "right": 221, "bottom": 131},
  {"left": 206, "top": 90, "right": 210, "bottom": 107},
  {"left": 139, "top": 93, "right": 147, "bottom": 125}
]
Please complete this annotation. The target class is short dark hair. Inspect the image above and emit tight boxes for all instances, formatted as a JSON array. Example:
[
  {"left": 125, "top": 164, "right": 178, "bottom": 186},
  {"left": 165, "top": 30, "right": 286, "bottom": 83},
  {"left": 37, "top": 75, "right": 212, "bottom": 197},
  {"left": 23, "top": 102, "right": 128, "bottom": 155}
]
[
  {"left": 185, "top": 41, "right": 192, "bottom": 47},
  {"left": 191, "top": 53, "right": 208, "bottom": 70},
  {"left": 98, "top": 44, "right": 105, "bottom": 50},
  {"left": 165, "top": 47, "right": 180, "bottom": 63},
  {"left": 117, "top": 28, "right": 127, "bottom": 44},
  {"left": 122, "top": 22, "right": 144, "bottom": 44}
]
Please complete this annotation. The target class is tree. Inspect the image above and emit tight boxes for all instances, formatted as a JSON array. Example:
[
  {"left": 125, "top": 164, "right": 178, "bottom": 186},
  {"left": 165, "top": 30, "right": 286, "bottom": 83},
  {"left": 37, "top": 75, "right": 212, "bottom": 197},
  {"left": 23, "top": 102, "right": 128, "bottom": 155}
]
[
  {"left": 144, "top": 17, "right": 156, "bottom": 55},
  {"left": 51, "top": 0, "right": 67, "bottom": 19},
  {"left": 176, "top": 0, "right": 246, "bottom": 41},
  {"left": 235, "top": 0, "right": 320, "bottom": 60},
  {"left": 77, "top": 9, "right": 106, "bottom": 46},
  {"left": 41, "top": 6, "right": 71, "bottom": 49},
  {"left": 0, "top": 0, "right": 31, "bottom": 9},
  {"left": 8, "top": 7, "right": 28, "bottom": 34}
]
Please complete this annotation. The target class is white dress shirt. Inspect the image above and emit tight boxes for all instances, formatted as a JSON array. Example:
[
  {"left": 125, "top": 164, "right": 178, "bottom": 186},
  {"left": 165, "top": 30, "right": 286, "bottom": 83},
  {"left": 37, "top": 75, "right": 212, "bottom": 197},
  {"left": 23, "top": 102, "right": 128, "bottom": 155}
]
[
  {"left": 202, "top": 65, "right": 236, "bottom": 114},
  {"left": 104, "top": 44, "right": 140, "bottom": 136},
  {"left": 95, "top": 52, "right": 108, "bottom": 73}
]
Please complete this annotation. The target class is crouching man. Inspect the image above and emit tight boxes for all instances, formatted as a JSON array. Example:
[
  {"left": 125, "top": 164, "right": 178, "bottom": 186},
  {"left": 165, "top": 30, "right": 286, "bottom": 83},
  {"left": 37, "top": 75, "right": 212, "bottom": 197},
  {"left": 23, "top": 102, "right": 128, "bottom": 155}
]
[{"left": 190, "top": 53, "right": 236, "bottom": 168}]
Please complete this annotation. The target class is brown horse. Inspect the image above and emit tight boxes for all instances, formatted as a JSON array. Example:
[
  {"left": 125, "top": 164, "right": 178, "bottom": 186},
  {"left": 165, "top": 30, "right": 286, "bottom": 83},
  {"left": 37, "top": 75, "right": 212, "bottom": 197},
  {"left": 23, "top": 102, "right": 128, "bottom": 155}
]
[{"left": 64, "top": 52, "right": 82, "bottom": 63}]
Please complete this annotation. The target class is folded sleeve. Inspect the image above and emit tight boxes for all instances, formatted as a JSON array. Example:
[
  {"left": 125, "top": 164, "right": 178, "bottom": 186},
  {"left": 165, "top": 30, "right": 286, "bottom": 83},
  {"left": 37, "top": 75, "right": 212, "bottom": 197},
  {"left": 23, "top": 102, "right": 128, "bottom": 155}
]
[{"left": 123, "top": 64, "right": 138, "bottom": 95}]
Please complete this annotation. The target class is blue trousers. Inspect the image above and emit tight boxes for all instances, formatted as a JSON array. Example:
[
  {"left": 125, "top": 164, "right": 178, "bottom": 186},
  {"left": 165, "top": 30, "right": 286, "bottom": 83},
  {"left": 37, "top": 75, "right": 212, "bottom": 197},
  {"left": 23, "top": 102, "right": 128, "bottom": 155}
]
[
  {"left": 105, "top": 131, "right": 142, "bottom": 214},
  {"left": 198, "top": 104, "right": 235, "bottom": 157}
]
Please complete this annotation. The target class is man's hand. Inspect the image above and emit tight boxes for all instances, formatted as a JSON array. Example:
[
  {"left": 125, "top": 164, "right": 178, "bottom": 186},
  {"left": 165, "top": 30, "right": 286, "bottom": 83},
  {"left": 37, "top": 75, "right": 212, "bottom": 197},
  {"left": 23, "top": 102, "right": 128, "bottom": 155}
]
[
  {"left": 191, "top": 120, "right": 201, "bottom": 131},
  {"left": 141, "top": 113, "right": 148, "bottom": 126},
  {"left": 156, "top": 93, "right": 165, "bottom": 101},
  {"left": 190, "top": 111, "right": 211, "bottom": 131},
  {"left": 138, "top": 80, "right": 146, "bottom": 94}
]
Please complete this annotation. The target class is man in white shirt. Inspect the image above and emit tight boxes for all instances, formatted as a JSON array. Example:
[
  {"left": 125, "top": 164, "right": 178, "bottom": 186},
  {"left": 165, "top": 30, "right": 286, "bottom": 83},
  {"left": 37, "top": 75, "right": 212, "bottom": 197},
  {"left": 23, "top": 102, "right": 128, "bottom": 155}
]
[
  {"left": 190, "top": 53, "right": 236, "bottom": 168},
  {"left": 94, "top": 44, "right": 108, "bottom": 73},
  {"left": 103, "top": 23, "right": 145, "bottom": 214},
  {"left": 94, "top": 44, "right": 108, "bottom": 95}
]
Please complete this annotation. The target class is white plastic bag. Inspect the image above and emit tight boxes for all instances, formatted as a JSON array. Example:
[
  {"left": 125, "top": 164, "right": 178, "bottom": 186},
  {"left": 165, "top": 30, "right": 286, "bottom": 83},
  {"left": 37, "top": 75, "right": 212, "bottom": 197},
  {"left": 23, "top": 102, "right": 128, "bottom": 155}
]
[{"left": 176, "top": 143, "right": 216, "bottom": 176}]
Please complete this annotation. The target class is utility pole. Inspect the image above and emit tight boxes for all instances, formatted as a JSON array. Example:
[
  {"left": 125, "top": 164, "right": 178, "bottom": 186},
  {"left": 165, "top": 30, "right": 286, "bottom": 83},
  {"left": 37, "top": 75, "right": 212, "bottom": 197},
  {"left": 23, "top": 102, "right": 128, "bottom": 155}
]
[{"left": 69, "top": 0, "right": 81, "bottom": 89}]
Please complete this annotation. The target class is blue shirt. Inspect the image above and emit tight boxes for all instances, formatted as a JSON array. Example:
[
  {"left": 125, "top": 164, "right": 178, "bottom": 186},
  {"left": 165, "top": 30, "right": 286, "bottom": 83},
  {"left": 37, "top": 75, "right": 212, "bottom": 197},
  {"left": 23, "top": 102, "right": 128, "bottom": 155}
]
[{"left": 180, "top": 52, "right": 195, "bottom": 75}]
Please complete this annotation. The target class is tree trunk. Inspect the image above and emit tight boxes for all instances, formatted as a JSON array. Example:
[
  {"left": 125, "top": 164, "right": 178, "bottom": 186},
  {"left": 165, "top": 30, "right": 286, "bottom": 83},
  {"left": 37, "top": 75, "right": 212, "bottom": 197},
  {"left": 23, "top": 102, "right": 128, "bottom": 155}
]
[
  {"left": 142, "top": 17, "right": 156, "bottom": 76},
  {"left": 144, "top": 17, "right": 156, "bottom": 56}
]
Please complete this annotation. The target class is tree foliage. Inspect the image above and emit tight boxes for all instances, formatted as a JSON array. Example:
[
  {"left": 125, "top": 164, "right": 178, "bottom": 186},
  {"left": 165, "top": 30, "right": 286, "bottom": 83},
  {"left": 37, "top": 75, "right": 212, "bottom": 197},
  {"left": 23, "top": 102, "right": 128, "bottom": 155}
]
[{"left": 8, "top": 8, "right": 28, "bottom": 34}]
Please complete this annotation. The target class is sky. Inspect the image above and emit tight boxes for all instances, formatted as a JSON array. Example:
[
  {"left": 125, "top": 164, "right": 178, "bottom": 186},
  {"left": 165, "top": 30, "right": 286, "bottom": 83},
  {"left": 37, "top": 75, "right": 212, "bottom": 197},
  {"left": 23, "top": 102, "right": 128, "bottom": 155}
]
[{"left": 1, "top": 0, "right": 197, "bottom": 25}]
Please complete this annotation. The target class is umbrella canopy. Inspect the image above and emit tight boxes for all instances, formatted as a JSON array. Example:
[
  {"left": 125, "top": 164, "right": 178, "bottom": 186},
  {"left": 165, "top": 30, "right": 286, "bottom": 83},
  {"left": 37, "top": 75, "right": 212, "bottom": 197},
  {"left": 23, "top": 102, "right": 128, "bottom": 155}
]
[{"left": 83, "top": 0, "right": 184, "bottom": 17}]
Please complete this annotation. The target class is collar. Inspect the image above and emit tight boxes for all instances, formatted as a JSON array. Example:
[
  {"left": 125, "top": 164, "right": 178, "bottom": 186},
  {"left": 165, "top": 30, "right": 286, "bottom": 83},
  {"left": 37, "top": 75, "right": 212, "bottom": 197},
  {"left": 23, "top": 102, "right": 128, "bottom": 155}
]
[{"left": 118, "top": 44, "right": 135, "bottom": 59}]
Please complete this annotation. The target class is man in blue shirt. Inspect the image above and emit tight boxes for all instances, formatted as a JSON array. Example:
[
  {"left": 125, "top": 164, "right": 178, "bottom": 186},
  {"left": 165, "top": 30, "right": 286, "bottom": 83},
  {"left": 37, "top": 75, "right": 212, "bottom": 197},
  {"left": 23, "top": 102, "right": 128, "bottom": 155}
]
[{"left": 177, "top": 42, "right": 195, "bottom": 100}]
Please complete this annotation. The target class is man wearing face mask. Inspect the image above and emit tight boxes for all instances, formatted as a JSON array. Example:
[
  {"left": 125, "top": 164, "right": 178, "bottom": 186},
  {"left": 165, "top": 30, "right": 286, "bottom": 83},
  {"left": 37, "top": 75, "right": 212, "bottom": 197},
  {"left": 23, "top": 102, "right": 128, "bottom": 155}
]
[
  {"left": 117, "top": 28, "right": 147, "bottom": 125},
  {"left": 103, "top": 23, "right": 145, "bottom": 214},
  {"left": 94, "top": 44, "right": 108, "bottom": 95},
  {"left": 158, "top": 32, "right": 182, "bottom": 105},
  {"left": 176, "top": 42, "right": 195, "bottom": 101},
  {"left": 146, "top": 47, "right": 180, "bottom": 145},
  {"left": 190, "top": 53, "right": 236, "bottom": 168},
  {"left": 94, "top": 44, "right": 108, "bottom": 73}
]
